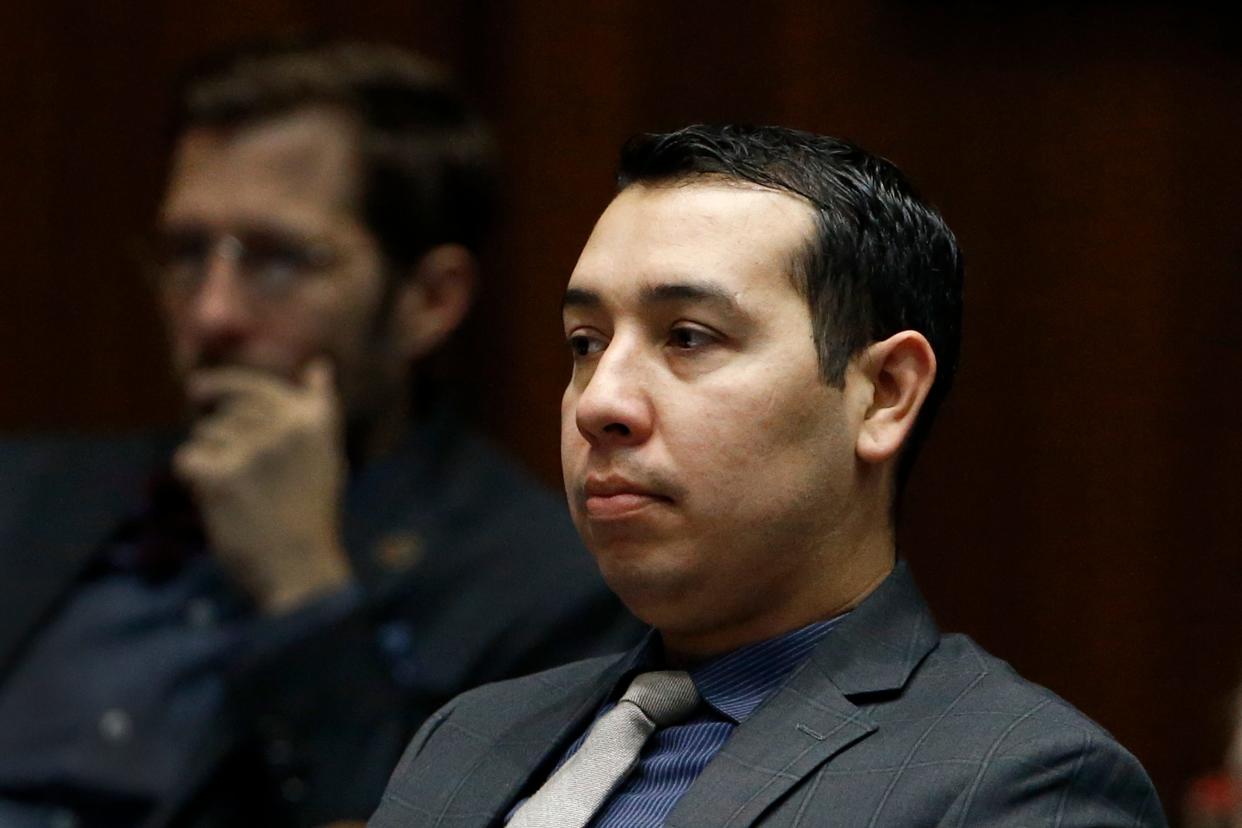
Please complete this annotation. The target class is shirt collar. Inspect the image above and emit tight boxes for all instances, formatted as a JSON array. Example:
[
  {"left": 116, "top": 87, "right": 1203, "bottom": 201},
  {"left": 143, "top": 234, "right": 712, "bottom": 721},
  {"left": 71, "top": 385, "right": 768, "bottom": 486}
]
[{"left": 628, "top": 615, "right": 846, "bottom": 724}]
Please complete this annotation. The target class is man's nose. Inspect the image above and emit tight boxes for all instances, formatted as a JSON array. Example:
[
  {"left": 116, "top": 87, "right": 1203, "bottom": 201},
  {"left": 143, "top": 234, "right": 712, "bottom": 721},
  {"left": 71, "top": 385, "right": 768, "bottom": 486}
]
[
  {"left": 184, "top": 251, "right": 258, "bottom": 344},
  {"left": 573, "top": 342, "right": 654, "bottom": 448}
]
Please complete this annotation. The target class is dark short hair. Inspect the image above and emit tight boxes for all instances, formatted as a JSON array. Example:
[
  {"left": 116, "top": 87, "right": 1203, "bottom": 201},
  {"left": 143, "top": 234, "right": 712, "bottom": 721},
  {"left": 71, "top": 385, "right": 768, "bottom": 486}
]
[
  {"left": 617, "top": 124, "right": 964, "bottom": 488},
  {"left": 172, "top": 37, "right": 496, "bottom": 273}
]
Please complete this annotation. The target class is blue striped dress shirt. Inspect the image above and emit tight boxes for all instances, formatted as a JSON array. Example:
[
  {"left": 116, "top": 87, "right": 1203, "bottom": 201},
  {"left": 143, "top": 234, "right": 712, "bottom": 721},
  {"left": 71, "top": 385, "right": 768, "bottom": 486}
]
[{"left": 516, "top": 616, "right": 845, "bottom": 827}]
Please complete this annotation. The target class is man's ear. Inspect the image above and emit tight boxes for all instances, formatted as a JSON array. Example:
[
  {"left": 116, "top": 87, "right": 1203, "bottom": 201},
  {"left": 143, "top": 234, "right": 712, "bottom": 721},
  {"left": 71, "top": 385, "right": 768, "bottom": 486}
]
[
  {"left": 854, "top": 331, "right": 937, "bottom": 465},
  {"left": 392, "top": 244, "right": 477, "bottom": 361}
]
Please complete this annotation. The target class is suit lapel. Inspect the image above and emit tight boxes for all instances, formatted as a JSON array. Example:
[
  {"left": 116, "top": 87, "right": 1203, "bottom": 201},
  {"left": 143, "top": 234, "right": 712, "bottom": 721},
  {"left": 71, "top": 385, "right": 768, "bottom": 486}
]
[
  {"left": 666, "top": 669, "right": 875, "bottom": 828},
  {"left": 0, "top": 435, "right": 165, "bottom": 679},
  {"left": 437, "top": 645, "right": 645, "bottom": 826},
  {"left": 666, "top": 562, "right": 940, "bottom": 827}
]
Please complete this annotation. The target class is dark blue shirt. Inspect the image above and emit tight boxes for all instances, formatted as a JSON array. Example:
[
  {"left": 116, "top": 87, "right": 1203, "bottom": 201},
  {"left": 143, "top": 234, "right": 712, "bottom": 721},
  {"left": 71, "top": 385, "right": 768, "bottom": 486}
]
[
  {"left": 514, "top": 616, "right": 844, "bottom": 828},
  {"left": 0, "top": 479, "right": 363, "bottom": 828}
]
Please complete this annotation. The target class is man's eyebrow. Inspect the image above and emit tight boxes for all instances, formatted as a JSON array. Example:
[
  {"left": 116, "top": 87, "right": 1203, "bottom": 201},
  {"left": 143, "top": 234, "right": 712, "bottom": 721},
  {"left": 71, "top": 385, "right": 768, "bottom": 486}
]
[
  {"left": 638, "top": 282, "right": 738, "bottom": 309},
  {"left": 562, "top": 287, "right": 602, "bottom": 312},
  {"left": 562, "top": 281, "right": 746, "bottom": 317},
  {"left": 157, "top": 217, "right": 318, "bottom": 245}
]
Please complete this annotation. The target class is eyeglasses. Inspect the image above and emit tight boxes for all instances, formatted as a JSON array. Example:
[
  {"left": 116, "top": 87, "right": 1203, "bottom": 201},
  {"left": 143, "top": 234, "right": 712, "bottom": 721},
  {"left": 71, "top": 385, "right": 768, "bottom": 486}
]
[{"left": 150, "top": 229, "right": 344, "bottom": 300}]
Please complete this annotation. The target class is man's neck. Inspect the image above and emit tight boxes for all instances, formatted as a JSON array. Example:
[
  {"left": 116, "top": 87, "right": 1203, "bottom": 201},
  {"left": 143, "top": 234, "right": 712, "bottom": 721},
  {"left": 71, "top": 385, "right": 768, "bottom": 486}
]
[
  {"left": 660, "top": 544, "right": 896, "bottom": 663},
  {"left": 346, "top": 393, "right": 413, "bottom": 469}
]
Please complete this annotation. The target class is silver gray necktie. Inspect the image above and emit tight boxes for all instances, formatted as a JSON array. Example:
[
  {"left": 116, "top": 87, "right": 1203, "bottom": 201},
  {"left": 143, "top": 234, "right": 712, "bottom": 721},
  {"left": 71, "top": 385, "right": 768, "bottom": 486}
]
[{"left": 507, "top": 670, "right": 700, "bottom": 828}]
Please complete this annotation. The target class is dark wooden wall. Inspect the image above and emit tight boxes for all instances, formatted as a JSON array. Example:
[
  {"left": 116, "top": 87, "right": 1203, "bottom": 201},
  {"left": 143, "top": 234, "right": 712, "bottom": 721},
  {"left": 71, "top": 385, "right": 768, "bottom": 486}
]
[{"left": 4, "top": 2, "right": 1239, "bottom": 818}]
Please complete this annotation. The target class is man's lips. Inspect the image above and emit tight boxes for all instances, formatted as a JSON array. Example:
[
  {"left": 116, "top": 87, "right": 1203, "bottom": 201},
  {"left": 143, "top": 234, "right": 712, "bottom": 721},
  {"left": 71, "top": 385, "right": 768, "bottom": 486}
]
[{"left": 581, "top": 477, "right": 672, "bottom": 520}]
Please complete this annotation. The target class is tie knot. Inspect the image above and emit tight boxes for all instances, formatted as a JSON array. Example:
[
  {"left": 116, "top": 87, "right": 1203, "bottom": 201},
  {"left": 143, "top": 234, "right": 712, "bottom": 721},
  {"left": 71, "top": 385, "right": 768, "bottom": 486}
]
[{"left": 621, "top": 670, "right": 699, "bottom": 726}]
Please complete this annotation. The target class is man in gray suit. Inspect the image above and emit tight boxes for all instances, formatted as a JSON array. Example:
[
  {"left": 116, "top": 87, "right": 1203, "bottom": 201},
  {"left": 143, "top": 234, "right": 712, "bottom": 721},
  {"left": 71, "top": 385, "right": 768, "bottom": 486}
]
[{"left": 370, "top": 125, "right": 1166, "bottom": 827}]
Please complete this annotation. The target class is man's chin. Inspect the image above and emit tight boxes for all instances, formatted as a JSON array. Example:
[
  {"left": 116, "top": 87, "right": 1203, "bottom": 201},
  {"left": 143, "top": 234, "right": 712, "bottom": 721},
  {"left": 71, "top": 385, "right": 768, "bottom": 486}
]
[{"left": 594, "top": 548, "right": 697, "bottom": 618}]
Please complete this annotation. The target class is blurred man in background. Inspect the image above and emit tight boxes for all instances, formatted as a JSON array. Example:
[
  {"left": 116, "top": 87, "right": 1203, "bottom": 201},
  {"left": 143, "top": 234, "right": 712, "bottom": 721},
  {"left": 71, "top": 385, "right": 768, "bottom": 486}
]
[{"left": 0, "top": 38, "right": 639, "bottom": 827}]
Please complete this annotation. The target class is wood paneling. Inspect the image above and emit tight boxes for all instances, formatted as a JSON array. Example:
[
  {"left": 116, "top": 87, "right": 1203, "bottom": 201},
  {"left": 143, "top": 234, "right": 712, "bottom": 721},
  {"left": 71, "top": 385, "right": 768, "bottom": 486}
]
[{"left": 3, "top": 1, "right": 1238, "bottom": 817}]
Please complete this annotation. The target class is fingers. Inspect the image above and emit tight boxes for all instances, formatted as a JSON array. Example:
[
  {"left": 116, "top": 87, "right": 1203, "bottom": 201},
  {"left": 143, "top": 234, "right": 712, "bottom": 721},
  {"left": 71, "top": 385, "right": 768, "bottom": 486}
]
[
  {"left": 186, "top": 367, "right": 297, "bottom": 413},
  {"left": 302, "top": 357, "right": 335, "bottom": 400},
  {"left": 176, "top": 360, "right": 342, "bottom": 493},
  {"left": 187, "top": 361, "right": 338, "bottom": 418},
  {"left": 173, "top": 438, "right": 232, "bottom": 493},
  {"left": 175, "top": 415, "right": 255, "bottom": 488}
]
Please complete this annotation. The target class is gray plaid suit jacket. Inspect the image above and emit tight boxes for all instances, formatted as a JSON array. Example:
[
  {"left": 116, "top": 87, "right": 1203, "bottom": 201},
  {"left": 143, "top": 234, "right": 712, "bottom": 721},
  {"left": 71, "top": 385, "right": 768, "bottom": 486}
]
[{"left": 370, "top": 562, "right": 1165, "bottom": 827}]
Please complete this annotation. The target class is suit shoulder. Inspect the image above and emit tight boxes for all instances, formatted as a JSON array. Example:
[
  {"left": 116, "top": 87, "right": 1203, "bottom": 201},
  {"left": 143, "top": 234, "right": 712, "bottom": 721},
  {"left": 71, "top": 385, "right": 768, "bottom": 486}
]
[
  {"left": 922, "top": 633, "right": 1122, "bottom": 740},
  {"left": 448, "top": 653, "right": 622, "bottom": 716},
  {"left": 0, "top": 431, "right": 173, "bottom": 542},
  {"left": 820, "top": 631, "right": 1166, "bottom": 825},
  {"left": 430, "top": 431, "right": 583, "bottom": 560},
  {"left": 900, "top": 633, "right": 1164, "bottom": 823},
  {"left": 374, "top": 651, "right": 627, "bottom": 826},
  {"left": 381, "top": 655, "right": 620, "bottom": 778},
  {"left": 0, "top": 430, "right": 171, "bottom": 470}
]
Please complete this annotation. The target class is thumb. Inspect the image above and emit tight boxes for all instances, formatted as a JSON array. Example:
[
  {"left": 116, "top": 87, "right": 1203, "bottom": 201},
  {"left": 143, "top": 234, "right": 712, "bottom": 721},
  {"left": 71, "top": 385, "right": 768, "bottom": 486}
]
[{"left": 302, "top": 357, "right": 336, "bottom": 399}]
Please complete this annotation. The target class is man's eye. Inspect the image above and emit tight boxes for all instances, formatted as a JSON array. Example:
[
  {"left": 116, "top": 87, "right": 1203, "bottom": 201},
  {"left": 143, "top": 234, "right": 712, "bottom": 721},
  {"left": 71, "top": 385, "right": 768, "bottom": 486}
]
[
  {"left": 244, "top": 248, "right": 305, "bottom": 291},
  {"left": 245, "top": 239, "right": 317, "bottom": 273},
  {"left": 168, "top": 238, "right": 210, "bottom": 266},
  {"left": 567, "top": 333, "right": 605, "bottom": 357},
  {"left": 247, "top": 248, "right": 306, "bottom": 271},
  {"left": 154, "top": 234, "right": 209, "bottom": 270},
  {"left": 669, "top": 326, "right": 715, "bottom": 350},
  {"left": 152, "top": 235, "right": 210, "bottom": 292}
]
